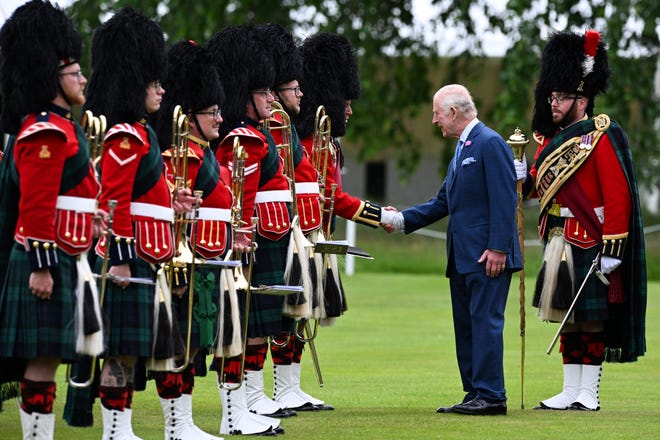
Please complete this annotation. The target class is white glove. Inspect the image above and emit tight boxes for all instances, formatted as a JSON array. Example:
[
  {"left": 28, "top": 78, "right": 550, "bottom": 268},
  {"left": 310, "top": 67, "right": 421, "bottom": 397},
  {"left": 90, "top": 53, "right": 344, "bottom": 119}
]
[
  {"left": 600, "top": 256, "right": 622, "bottom": 275},
  {"left": 380, "top": 209, "right": 405, "bottom": 232},
  {"left": 514, "top": 155, "right": 527, "bottom": 182}
]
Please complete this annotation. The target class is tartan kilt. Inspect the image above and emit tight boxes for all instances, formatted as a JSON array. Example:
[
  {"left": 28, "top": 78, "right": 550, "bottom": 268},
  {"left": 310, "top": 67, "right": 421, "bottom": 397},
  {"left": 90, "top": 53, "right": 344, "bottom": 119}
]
[
  {"left": 242, "top": 231, "right": 289, "bottom": 338},
  {"left": 172, "top": 266, "right": 220, "bottom": 351},
  {"left": 0, "top": 242, "right": 77, "bottom": 362},
  {"left": 541, "top": 215, "right": 609, "bottom": 322},
  {"left": 570, "top": 243, "right": 609, "bottom": 322},
  {"left": 97, "top": 258, "right": 156, "bottom": 358}
]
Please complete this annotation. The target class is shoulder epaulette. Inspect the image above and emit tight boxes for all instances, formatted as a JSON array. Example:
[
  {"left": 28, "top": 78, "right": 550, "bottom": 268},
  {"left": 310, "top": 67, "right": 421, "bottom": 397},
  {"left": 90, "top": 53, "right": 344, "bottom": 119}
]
[
  {"left": 17, "top": 122, "right": 66, "bottom": 142},
  {"left": 227, "top": 127, "right": 262, "bottom": 141},
  {"left": 105, "top": 123, "right": 145, "bottom": 144}
]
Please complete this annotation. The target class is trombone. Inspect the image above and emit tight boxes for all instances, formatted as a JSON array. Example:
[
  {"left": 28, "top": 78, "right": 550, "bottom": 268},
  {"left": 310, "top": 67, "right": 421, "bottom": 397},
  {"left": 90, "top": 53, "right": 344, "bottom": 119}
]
[
  {"left": 217, "top": 136, "right": 257, "bottom": 390},
  {"left": 81, "top": 109, "right": 107, "bottom": 163},
  {"left": 165, "top": 104, "right": 200, "bottom": 373}
]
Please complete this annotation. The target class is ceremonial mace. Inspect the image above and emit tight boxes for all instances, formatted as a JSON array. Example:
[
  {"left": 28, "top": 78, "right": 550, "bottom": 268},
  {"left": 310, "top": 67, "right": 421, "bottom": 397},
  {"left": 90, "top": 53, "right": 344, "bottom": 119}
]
[{"left": 507, "top": 127, "right": 529, "bottom": 410}]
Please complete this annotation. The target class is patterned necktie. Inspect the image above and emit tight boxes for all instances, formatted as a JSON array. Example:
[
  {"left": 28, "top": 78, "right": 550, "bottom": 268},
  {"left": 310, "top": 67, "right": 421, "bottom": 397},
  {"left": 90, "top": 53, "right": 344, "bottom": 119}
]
[{"left": 453, "top": 139, "right": 464, "bottom": 171}]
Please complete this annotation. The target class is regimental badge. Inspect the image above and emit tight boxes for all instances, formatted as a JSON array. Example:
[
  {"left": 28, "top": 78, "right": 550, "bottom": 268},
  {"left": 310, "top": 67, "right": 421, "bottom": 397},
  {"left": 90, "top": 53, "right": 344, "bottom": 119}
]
[
  {"left": 120, "top": 137, "right": 131, "bottom": 149},
  {"left": 39, "top": 145, "right": 51, "bottom": 159},
  {"left": 593, "top": 114, "right": 610, "bottom": 132}
]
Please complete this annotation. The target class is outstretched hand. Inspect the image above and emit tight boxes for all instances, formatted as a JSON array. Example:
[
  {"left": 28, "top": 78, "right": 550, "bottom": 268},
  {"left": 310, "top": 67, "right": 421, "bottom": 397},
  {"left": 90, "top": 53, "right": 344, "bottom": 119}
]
[{"left": 380, "top": 206, "right": 403, "bottom": 234}]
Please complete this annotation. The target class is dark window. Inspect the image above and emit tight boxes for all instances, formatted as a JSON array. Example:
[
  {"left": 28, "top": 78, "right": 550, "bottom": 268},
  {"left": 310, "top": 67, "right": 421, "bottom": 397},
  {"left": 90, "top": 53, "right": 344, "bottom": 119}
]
[{"left": 365, "top": 161, "right": 385, "bottom": 201}]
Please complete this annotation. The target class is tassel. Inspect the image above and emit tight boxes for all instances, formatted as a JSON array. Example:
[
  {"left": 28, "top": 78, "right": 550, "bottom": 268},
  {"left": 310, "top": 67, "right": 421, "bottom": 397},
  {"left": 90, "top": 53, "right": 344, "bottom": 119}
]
[
  {"left": 282, "top": 218, "right": 313, "bottom": 319},
  {"left": 148, "top": 269, "right": 175, "bottom": 371},
  {"left": 552, "top": 249, "right": 574, "bottom": 309},
  {"left": 533, "top": 261, "right": 545, "bottom": 307},
  {"left": 75, "top": 254, "right": 104, "bottom": 356},
  {"left": 321, "top": 253, "right": 345, "bottom": 325},
  {"left": 607, "top": 270, "right": 625, "bottom": 304},
  {"left": 83, "top": 282, "right": 101, "bottom": 335}
]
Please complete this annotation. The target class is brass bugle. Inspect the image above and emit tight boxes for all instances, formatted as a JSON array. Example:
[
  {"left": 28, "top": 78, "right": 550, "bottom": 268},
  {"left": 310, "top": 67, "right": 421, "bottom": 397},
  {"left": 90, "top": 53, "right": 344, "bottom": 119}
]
[
  {"left": 171, "top": 189, "right": 204, "bottom": 373},
  {"left": 66, "top": 199, "right": 118, "bottom": 388}
]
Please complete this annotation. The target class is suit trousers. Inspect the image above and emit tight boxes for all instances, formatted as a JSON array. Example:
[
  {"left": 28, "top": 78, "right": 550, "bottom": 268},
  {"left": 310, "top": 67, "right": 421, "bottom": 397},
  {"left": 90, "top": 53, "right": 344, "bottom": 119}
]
[{"left": 449, "top": 270, "right": 511, "bottom": 402}]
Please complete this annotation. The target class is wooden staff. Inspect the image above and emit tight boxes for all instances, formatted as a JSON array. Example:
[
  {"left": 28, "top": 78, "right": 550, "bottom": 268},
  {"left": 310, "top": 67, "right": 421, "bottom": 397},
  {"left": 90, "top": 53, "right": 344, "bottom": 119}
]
[{"left": 507, "top": 127, "right": 529, "bottom": 410}]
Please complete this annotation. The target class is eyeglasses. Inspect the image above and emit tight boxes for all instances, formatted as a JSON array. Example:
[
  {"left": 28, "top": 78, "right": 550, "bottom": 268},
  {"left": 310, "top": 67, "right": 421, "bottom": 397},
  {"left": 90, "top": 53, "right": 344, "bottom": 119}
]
[
  {"left": 148, "top": 81, "right": 162, "bottom": 90},
  {"left": 276, "top": 86, "right": 301, "bottom": 96},
  {"left": 195, "top": 108, "right": 222, "bottom": 119},
  {"left": 251, "top": 89, "right": 273, "bottom": 98},
  {"left": 547, "top": 94, "right": 578, "bottom": 105},
  {"left": 59, "top": 70, "right": 83, "bottom": 81}
]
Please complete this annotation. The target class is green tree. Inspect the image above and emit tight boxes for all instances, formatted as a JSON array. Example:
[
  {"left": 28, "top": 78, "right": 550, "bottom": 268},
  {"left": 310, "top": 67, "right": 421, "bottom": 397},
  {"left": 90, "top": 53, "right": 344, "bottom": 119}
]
[{"left": 66, "top": 0, "right": 659, "bottom": 190}]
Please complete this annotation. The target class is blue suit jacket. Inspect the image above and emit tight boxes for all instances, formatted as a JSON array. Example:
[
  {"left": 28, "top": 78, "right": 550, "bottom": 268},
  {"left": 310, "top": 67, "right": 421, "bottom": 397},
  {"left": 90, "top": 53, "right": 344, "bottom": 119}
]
[{"left": 402, "top": 121, "right": 523, "bottom": 276}]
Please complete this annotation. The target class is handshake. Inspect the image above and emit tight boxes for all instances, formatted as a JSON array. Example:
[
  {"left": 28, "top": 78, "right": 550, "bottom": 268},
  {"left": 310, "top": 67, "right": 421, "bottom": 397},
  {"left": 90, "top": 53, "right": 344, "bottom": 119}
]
[{"left": 379, "top": 206, "right": 404, "bottom": 233}]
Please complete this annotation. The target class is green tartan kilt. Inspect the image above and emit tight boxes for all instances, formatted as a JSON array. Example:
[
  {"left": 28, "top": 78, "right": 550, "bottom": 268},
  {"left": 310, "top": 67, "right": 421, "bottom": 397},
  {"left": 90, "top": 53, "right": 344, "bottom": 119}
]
[
  {"left": 172, "top": 266, "right": 220, "bottom": 351},
  {"left": 96, "top": 258, "right": 156, "bottom": 358},
  {"left": 542, "top": 215, "right": 609, "bottom": 322},
  {"left": 570, "top": 243, "right": 609, "bottom": 322},
  {"left": 241, "top": 231, "right": 289, "bottom": 338},
  {"left": 0, "top": 242, "right": 77, "bottom": 361}
]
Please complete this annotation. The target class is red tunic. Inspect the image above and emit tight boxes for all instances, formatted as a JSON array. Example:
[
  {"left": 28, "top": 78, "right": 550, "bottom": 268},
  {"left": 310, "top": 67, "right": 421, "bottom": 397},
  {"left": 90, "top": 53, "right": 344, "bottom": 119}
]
[
  {"left": 14, "top": 110, "right": 99, "bottom": 263},
  {"left": 95, "top": 122, "right": 174, "bottom": 263},
  {"left": 531, "top": 131, "right": 631, "bottom": 249},
  {"left": 269, "top": 114, "right": 322, "bottom": 234},
  {"left": 216, "top": 123, "right": 291, "bottom": 241}
]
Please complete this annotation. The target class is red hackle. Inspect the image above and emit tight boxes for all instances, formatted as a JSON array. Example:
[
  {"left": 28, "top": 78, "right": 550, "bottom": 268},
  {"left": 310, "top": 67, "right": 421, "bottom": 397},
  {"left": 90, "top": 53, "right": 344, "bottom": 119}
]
[{"left": 584, "top": 30, "right": 601, "bottom": 57}]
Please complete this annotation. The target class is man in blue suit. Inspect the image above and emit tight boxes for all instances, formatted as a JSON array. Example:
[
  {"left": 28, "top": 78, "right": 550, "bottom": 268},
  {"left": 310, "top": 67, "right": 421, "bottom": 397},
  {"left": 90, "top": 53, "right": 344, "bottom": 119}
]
[{"left": 384, "top": 84, "right": 522, "bottom": 415}]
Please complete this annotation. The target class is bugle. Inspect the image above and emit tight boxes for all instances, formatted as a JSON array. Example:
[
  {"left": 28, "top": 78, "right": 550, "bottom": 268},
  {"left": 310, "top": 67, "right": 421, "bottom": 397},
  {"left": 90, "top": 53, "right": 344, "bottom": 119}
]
[
  {"left": 165, "top": 104, "right": 202, "bottom": 373},
  {"left": 66, "top": 199, "right": 117, "bottom": 388},
  {"left": 217, "top": 136, "right": 256, "bottom": 390},
  {"left": 81, "top": 110, "right": 107, "bottom": 162}
]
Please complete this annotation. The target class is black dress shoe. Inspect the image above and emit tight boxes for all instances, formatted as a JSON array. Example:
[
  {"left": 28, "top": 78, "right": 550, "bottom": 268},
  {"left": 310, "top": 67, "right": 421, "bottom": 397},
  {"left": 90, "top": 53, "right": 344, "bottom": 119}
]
[
  {"left": 451, "top": 398, "right": 507, "bottom": 415},
  {"left": 436, "top": 405, "right": 454, "bottom": 413}
]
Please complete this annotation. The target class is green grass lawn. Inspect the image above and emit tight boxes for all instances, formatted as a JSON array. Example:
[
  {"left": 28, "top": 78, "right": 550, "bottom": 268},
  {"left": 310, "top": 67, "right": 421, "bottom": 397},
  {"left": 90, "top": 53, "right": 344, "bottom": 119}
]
[{"left": 2, "top": 270, "right": 658, "bottom": 439}]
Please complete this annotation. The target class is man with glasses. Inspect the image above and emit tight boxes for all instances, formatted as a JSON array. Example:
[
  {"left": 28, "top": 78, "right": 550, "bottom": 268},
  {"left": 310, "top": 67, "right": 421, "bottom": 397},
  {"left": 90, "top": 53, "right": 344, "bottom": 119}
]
[
  {"left": 255, "top": 23, "right": 337, "bottom": 415},
  {"left": 152, "top": 39, "right": 232, "bottom": 440},
  {"left": 207, "top": 24, "right": 292, "bottom": 436},
  {"left": 0, "top": 2, "right": 103, "bottom": 437},
  {"left": 516, "top": 30, "right": 646, "bottom": 411}
]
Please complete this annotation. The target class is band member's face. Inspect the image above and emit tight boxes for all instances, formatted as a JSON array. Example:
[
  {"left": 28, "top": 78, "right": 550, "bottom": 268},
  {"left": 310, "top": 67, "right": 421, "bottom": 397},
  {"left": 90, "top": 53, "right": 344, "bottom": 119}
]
[
  {"left": 145, "top": 80, "right": 165, "bottom": 114},
  {"left": 248, "top": 88, "right": 274, "bottom": 121},
  {"left": 549, "top": 92, "right": 584, "bottom": 127},
  {"left": 191, "top": 106, "right": 222, "bottom": 140},
  {"left": 275, "top": 81, "right": 302, "bottom": 115},
  {"left": 345, "top": 100, "right": 353, "bottom": 125},
  {"left": 58, "top": 63, "right": 87, "bottom": 106}
]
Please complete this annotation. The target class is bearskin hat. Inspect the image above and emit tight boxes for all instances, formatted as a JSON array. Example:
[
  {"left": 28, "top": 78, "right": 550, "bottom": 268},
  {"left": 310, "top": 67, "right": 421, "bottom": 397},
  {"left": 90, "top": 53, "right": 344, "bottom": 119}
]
[
  {"left": 0, "top": 0, "right": 83, "bottom": 134},
  {"left": 154, "top": 40, "right": 225, "bottom": 149},
  {"left": 207, "top": 24, "right": 275, "bottom": 141},
  {"left": 296, "top": 32, "right": 361, "bottom": 139},
  {"left": 84, "top": 7, "right": 166, "bottom": 127},
  {"left": 532, "top": 29, "right": 611, "bottom": 137},
  {"left": 255, "top": 23, "right": 301, "bottom": 88}
]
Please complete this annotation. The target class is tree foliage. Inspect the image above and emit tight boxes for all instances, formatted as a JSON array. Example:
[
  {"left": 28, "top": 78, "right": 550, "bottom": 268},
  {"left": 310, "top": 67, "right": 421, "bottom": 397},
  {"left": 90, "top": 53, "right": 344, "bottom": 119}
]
[{"left": 65, "top": 0, "right": 658, "bottom": 189}]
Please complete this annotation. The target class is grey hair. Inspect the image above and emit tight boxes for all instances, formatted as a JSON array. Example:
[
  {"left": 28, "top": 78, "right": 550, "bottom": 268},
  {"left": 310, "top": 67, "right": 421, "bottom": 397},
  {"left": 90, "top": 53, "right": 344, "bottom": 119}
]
[{"left": 438, "top": 84, "right": 478, "bottom": 119}]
